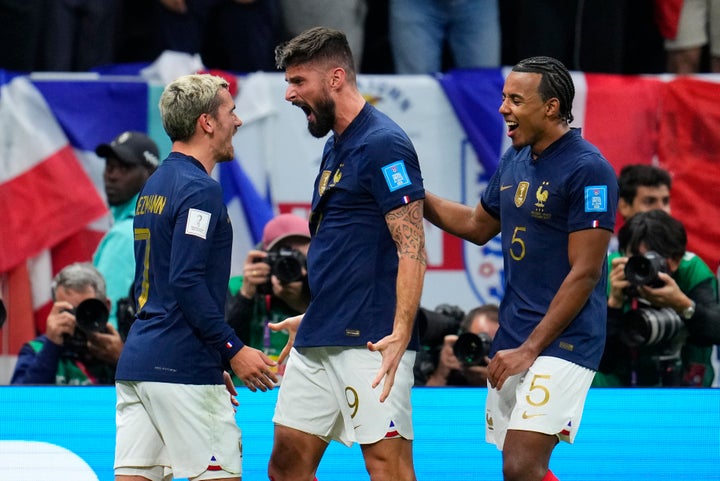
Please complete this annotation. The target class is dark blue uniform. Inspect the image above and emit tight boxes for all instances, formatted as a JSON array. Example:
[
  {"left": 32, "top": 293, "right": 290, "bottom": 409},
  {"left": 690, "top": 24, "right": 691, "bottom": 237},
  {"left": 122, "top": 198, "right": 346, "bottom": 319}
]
[
  {"left": 481, "top": 129, "right": 617, "bottom": 370},
  {"left": 296, "top": 103, "right": 425, "bottom": 349},
  {"left": 116, "top": 152, "right": 243, "bottom": 385}
]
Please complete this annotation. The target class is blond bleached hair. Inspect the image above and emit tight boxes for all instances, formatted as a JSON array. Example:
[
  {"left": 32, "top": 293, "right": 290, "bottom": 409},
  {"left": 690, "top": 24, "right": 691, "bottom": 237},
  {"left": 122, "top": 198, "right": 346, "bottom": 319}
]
[{"left": 158, "top": 74, "right": 229, "bottom": 142}]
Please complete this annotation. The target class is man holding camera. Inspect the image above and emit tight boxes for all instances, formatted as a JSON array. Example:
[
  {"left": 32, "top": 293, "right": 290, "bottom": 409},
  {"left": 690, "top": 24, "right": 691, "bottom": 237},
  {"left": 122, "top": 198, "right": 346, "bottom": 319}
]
[
  {"left": 226, "top": 213, "right": 311, "bottom": 374},
  {"left": 424, "top": 304, "right": 499, "bottom": 387},
  {"left": 596, "top": 209, "right": 720, "bottom": 387},
  {"left": 11, "top": 262, "right": 123, "bottom": 385}
]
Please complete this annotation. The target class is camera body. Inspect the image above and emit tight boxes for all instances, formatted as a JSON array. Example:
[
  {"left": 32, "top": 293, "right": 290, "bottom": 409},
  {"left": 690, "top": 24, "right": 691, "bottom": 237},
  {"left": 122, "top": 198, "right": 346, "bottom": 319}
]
[
  {"left": 256, "top": 247, "right": 307, "bottom": 286},
  {"left": 62, "top": 298, "right": 109, "bottom": 355},
  {"left": 453, "top": 331, "right": 492, "bottom": 366},
  {"left": 624, "top": 250, "right": 667, "bottom": 288}
]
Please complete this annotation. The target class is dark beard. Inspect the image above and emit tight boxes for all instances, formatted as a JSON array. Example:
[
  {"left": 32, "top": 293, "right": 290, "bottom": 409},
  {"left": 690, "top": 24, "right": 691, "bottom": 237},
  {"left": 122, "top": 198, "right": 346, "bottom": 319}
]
[{"left": 307, "top": 97, "right": 335, "bottom": 138}]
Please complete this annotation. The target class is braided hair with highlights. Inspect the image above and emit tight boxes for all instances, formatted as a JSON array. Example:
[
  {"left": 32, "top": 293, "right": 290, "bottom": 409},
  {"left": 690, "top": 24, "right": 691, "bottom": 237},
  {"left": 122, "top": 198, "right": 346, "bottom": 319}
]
[{"left": 512, "top": 56, "right": 575, "bottom": 124}]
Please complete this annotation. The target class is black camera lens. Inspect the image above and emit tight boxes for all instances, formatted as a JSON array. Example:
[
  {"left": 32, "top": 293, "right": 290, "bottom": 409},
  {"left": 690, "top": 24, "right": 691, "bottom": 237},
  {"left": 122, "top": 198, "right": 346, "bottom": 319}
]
[
  {"left": 624, "top": 251, "right": 667, "bottom": 288},
  {"left": 74, "top": 298, "right": 109, "bottom": 334},
  {"left": 266, "top": 248, "right": 306, "bottom": 284},
  {"left": 620, "top": 306, "right": 684, "bottom": 347},
  {"left": 453, "top": 332, "right": 492, "bottom": 366}
]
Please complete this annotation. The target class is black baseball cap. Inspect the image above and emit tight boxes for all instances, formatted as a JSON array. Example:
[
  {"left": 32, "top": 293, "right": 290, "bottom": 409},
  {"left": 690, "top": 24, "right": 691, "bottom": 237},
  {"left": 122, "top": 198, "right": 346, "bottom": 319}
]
[{"left": 95, "top": 131, "right": 160, "bottom": 169}]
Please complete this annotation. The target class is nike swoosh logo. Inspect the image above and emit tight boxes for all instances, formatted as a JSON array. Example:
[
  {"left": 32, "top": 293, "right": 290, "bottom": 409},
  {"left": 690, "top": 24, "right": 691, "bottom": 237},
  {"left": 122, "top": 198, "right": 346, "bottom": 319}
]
[
  {"left": 500, "top": 185, "right": 513, "bottom": 191},
  {"left": 521, "top": 411, "right": 545, "bottom": 419}
]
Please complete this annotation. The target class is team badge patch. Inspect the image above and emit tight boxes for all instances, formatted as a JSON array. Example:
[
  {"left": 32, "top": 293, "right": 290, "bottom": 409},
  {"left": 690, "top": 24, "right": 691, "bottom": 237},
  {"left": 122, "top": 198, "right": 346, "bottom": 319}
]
[
  {"left": 584, "top": 185, "right": 608, "bottom": 212},
  {"left": 186, "top": 208, "right": 211, "bottom": 239},
  {"left": 381, "top": 160, "right": 412, "bottom": 192}
]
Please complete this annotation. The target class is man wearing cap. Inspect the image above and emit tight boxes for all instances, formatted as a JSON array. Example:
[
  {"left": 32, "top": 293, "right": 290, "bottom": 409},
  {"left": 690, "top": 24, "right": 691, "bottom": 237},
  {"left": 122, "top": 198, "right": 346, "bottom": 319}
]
[
  {"left": 226, "top": 213, "right": 311, "bottom": 378},
  {"left": 94, "top": 131, "right": 159, "bottom": 330}
]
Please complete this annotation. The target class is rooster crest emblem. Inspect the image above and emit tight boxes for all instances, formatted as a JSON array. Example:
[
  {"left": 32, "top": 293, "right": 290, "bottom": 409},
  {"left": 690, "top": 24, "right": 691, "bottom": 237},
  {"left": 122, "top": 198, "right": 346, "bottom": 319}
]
[{"left": 535, "top": 181, "right": 550, "bottom": 208}]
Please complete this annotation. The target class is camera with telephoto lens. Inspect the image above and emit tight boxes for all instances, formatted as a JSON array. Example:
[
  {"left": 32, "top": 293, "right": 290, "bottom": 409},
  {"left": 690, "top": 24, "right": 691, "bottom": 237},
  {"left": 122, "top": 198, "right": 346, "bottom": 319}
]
[
  {"left": 624, "top": 250, "right": 667, "bottom": 289},
  {"left": 62, "top": 298, "right": 109, "bottom": 355},
  {"left": 414, "top": 304, "right": 465, "bottom": 383},
  {"left": 621, "top": 250, "right": 685, "bottom": 348},
  {"left": 453, "top": 331, "right": 493, "bottom": 366},
  {"left": 255, "top": 247, "right": 307, "bottom": 295}
]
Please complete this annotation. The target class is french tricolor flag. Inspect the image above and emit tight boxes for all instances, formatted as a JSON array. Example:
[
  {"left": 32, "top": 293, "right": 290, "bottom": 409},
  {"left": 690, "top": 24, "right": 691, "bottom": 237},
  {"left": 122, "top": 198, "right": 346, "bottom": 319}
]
[{"left": 0, "top": 76, "right": 109, "bottom": 353}]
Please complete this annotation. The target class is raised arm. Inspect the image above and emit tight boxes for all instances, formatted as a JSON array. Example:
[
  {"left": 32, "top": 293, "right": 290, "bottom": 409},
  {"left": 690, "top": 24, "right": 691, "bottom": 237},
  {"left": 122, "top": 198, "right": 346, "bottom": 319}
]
[{"left": 424, "top": 191, "right": 500, "bottom": 245}]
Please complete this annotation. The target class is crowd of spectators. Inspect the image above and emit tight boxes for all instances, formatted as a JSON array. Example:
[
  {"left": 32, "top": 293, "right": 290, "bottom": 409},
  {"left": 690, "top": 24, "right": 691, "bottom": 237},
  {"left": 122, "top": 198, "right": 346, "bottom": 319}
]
[{"left": 1, "top": 0, "right": 716, "bottom": 75}]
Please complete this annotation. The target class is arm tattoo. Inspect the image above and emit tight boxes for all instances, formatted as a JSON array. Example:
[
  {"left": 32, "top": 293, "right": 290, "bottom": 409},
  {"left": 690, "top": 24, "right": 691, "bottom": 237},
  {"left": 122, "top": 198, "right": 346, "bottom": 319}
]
[{"left": 386, "top": 200, "right": 426, "bottom": 265}]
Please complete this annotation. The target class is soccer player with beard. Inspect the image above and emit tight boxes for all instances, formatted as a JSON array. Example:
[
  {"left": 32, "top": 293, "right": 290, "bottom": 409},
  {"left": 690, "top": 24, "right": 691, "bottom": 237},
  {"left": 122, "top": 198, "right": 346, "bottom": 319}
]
[
  {"left": 267, "top": 27, "right": 427, "bottom": 481},
  {"left": 423, "top": 57, "right": 618, "bottom": 481}
]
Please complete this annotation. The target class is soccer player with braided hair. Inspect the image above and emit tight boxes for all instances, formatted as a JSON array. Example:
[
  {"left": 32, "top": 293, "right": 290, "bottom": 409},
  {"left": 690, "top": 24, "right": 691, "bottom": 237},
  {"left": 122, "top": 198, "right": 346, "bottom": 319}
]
[{"left": 424, "top": 56, "right": 618, "bottom": 481}]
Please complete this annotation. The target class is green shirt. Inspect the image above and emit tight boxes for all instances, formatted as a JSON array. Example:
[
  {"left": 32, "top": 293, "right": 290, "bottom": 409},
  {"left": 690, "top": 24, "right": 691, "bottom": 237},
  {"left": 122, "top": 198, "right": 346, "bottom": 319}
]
[{"left": 594, "top": 251, "right": 717, "bottom": 387}]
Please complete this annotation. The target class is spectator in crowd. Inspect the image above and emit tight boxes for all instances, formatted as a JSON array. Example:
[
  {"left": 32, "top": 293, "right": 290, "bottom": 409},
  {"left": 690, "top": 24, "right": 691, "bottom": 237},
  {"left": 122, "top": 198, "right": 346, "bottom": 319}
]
[
  {"left": 423, "top": 56, "right": 618, "bottom": 481},
  {"left": 268, "top": 27, "right": 426, "bottom": 481},
  {"left": 154, "top": 0, "right": 283, "bottom": 73},
  {"left": 596, "top": 210, "right": 720, "bottom": 387},
  {"left": 617, "top": 164, "right": 672, "bottom": 220},
  {"left": 424, "top": 304, "right": 499, "bottom": 387},
  {"left": 41, "top": 0, "right": 120, "bottom": 71},
  {"left": 663, "top": 0, "right": 720, "bottom": 73},
  {"left": 279, "top": 0, "right": 368, "bottom": 71},
  {"left": 226, "top": 213, "right": 311, "bottom": 376},
  {"left": 389, "top": 0, "right": 500, "bottom": 73},
  {"left": 93, "top": 131, "right": 159, "bottom": 329},
  {"left": 114, "top": 73, "right": 276, "bottom": 481},
  {"left": 608, "top": 163, "right": 673, "bottom": 253},
  {"left": 11, "top": 263, "right": 123, "bottom": 385}
]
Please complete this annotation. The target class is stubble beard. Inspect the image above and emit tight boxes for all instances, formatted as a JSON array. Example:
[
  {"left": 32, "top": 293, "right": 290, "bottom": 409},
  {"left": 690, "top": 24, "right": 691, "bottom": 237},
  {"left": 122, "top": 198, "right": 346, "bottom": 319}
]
[{"left": 307, "top": 97, "right": 336, "bottom": 138}]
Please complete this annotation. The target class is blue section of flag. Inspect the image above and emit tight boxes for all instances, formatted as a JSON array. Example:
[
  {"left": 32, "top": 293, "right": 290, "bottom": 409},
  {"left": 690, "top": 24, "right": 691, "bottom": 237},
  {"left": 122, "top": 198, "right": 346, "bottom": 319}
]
[
  {"left": 437, "top": 69, "right": 506, "bottom": 175},
  {"left": 219, "top": 159, "right": 274, "bottom": 245},
  {"left": 34, "top": 80, "right": 149, "bottom": 151}
]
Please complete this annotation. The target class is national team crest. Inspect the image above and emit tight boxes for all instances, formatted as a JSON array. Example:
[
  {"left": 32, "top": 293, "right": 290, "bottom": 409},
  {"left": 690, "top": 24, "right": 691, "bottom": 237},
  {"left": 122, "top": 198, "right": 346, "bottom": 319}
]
[
  {"left": 318, "top": 170, "right": 331, "bottom": 195},
  {"left": 514, "top": 181, "right": 529, "bottom": 208}
]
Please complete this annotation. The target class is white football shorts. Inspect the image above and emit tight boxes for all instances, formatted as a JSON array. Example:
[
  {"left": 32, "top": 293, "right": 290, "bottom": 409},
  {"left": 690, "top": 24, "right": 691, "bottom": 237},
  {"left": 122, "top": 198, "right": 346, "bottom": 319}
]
[
  {"left": 485, "top": 356, "right": 595, "bottom": 450},
  {"left": 115, "top": 381, "right": 242, "bottom": 481},
  {"left": 273, "top": 346, "right": 416, "bottom": 447}
]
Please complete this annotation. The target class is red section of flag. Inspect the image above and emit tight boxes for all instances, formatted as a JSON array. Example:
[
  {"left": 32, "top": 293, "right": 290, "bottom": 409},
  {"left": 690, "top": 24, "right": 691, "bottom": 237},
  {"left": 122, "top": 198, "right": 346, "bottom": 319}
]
[
  {"left": 0, "top": 145, "right": 107, "bottom": 272},
  {"left": 658, "top": 78, "right": 720, "bottom": 270},
  {"left": 583, "top": 73, "right": 663, "bottom": 175}
]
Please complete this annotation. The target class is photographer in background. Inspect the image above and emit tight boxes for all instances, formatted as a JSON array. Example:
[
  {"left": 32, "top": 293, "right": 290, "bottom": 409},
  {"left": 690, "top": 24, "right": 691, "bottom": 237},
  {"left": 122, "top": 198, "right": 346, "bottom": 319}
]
[
  {"left": 11, "top": 263, "right": 123, "bottom": 385},
  {"left": 595, "top": 210, "right": 720, "bottom": 387},
  {"left": 226, "top": 214, "right": 311, "bottom": 375},
  {"left": 425, "top": 304, "right": 499, "bottom": 387}
]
